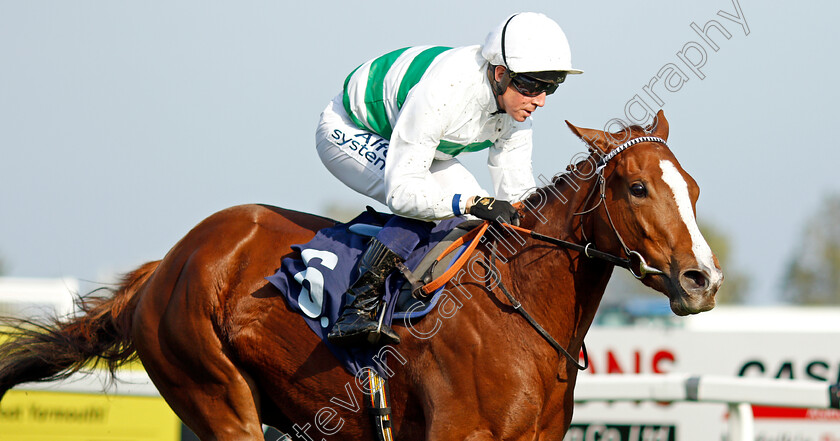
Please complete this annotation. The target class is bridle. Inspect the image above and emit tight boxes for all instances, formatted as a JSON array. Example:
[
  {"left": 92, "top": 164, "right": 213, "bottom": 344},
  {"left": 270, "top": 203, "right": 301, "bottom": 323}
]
[
  {"left": 579, "top": 135, "right": 668, "bottom": 279},
  {"left": 482, "top": 135, "right": 669, "bottom": 370},
  {"left": 513, "top": 135, "right": 669, "bottom": 279}
]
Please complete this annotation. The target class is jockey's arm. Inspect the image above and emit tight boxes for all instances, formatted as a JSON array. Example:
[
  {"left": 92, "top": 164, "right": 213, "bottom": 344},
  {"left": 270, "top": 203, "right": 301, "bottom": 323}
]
[
  {"left": 383, "top": 127, "right": 537, "bottom": 221},
  {"left": 384, "top": 72, "right": 536, "bottom": 221},
  {"left": 384, "top": 131, "right": 466, "bottom": 221},
  {"left": 383, "top": 77, "right": 479, "bottom": 221},
  {"left": 487, "top": 119, "right": 537, "bottom": 202}
]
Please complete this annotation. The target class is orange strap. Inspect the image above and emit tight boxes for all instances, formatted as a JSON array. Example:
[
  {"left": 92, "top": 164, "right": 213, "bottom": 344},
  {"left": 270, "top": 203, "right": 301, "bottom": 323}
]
[
  {"left": 420, "top": 221, "right": 490, "bottom": 295},
  {"left": 497, "top": 223, "right": 533, "bottom": 236}
]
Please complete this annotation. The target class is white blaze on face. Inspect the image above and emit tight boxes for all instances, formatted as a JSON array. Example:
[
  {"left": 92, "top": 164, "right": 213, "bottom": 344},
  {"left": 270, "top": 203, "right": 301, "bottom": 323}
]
[{"left": 659, "top": 160, "right": 721, "bottom": 285}]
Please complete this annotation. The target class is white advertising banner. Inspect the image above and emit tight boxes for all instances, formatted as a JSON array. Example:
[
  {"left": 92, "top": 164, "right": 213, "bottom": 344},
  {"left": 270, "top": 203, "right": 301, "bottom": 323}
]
[{"left": 567, "top": 320, "right": 840, "bottom": 441}]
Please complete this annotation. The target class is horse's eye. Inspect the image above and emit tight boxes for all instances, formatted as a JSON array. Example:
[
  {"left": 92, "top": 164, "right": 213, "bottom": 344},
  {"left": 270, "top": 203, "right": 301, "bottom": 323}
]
[{"left": 630, "top": 182, "right": 647, "bottom": 198}]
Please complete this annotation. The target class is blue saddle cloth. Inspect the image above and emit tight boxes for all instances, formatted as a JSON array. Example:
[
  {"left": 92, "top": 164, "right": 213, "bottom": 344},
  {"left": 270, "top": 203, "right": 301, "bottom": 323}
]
[{"left": 266, "top": 210, "right": 467, "bottom": 375}]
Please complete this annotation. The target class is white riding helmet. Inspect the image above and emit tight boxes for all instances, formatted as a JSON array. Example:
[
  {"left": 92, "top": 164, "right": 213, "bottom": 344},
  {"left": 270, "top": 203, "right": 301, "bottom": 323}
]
[{"left": 482, "top": 12, "right": 583, "bottom": 75}]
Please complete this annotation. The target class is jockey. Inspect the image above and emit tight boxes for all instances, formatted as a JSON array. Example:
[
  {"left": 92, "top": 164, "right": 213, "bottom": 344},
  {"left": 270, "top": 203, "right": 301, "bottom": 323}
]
[{"left": 316, "top": 12, "right": 583, "bottom": 347}]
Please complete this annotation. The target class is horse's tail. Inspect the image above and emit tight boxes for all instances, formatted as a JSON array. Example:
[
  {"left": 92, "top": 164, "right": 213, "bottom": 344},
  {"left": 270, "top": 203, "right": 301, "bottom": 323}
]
[{"left": 0, "top": 260, "right": 159, "bottom": 400}]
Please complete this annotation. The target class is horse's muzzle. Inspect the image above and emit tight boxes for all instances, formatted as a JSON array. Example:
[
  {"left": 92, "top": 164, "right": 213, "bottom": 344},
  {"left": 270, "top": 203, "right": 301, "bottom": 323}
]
[{"left": 671, "top": 267, "right": 722, "bottom": 315}]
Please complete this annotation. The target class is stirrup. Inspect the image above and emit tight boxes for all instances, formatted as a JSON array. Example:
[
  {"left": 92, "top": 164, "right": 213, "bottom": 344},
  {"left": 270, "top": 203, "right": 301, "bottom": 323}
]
[
  {"left": 328, "top": 296, "right": 400, "bottom": 347},
  {"left": 366, "top": 300, "right": 400, "bottom": 345}
]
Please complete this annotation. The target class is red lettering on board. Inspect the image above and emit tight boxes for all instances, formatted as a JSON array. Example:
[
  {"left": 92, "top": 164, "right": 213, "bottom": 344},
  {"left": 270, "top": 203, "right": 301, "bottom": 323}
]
[{"left": 584, "top": 349, "right": 677, "bottom": 374}]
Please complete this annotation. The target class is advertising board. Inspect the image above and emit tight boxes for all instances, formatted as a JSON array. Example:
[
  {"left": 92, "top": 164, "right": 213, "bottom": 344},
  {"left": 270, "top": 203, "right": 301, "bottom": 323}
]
[
  {"left": 567, "top": 307, "right": 840, "bottom": 440},
  {"left": 0, "top": 389, "right": 181, "bottom": 441}
]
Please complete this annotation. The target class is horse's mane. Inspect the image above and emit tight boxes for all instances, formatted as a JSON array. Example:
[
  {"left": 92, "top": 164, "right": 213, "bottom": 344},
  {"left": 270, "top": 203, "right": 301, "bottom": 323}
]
[
  {"left": 521, "top": 146, "right": 599, "bottom": 213},
  {"left": 522, "top": 163, "right": 588, "bottom": 211},
  {"left": 521, "top": 123, "right": 653, "bottom": 215}
]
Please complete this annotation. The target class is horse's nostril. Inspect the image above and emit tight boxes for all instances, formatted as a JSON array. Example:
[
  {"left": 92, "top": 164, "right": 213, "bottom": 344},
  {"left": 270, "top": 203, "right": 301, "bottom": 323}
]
[{"left": 681, "top": 270, "right": 709, "bottom": 291}]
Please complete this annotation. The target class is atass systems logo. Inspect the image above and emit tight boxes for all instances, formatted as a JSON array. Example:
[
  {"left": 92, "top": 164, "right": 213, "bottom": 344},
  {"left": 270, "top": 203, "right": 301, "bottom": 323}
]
[{"left": 331, "top": 129, "right": 389, "bottom": 172}]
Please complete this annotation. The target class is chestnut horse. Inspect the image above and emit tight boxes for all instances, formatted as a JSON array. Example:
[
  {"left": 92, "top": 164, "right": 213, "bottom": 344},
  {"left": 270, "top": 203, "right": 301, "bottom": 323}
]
[{"left": 0, "top": 110, "right": 721, "bottom": 440}]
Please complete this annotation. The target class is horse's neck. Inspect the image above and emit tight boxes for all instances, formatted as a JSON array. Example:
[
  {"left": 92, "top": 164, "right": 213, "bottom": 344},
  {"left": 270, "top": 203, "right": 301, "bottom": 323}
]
[
  {"left": 525, "top": 172, "right": 594, "bottom": 239},
  {"left": 511, "top": 171, "right": 613, "bottom": 353},
  {"left": 520, "top": 167, "right": 603, "bottom": 254}
]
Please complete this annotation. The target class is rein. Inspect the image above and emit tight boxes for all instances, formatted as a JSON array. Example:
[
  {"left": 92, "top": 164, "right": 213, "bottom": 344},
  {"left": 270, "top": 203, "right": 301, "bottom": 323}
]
[
  {"left": 503, "top": 223, "right": 662, "bottom": 279},
  {"left": 477, "top": 249, "right": 590, "bottom": 371},
  {"left": 415, "top": 135, "right": 669, "bottom": 371}
]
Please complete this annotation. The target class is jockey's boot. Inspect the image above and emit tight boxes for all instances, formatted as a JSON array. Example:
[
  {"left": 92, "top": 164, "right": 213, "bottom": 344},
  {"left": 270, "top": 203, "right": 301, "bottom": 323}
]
[{"left": 327, "top": 238, "right": 402, "bottom": 347}]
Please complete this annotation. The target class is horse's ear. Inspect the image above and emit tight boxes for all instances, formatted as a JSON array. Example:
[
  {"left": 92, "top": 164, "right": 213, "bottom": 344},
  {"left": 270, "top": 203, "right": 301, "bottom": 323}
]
[
  {"left": 566, "top": 120, "right": 610, "bottom": 154},
  {"left": 646, "top": 109, "right": 670, "bottom": 140}
]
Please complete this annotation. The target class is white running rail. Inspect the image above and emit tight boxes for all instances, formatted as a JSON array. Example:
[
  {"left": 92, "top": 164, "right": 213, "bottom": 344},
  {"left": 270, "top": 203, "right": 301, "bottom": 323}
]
[{"left": 574, "top": 374, "right": 840, "bottom": 441}]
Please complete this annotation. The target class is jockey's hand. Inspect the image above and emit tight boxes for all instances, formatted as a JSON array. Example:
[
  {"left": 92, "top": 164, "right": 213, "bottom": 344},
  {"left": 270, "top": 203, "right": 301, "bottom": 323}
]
[{"left": 467, "top": 196, "right": 520, "bottom": 226}]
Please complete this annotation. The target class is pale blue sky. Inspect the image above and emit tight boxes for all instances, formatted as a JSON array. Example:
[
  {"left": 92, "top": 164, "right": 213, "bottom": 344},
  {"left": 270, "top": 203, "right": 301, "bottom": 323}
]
[{"left": 1, "top": 1, "right": 837, "bottom": 304}]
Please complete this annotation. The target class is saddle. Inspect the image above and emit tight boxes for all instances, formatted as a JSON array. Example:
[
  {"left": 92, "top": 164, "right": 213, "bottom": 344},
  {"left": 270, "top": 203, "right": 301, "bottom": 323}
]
[{"left": 349, "top": 218, "right": 483, "bottom": 318}]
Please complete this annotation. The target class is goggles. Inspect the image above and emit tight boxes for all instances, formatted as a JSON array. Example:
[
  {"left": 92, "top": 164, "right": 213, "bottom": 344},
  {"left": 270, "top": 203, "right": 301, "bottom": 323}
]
[{"left": 509, "top": 71, "right": 565, "bottom": 97}]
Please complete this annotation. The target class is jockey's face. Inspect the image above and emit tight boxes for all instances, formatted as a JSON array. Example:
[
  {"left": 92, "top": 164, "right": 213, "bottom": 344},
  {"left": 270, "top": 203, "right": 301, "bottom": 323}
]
[{"left": 494, "top": 66, "right": 546, "bottom": 122}]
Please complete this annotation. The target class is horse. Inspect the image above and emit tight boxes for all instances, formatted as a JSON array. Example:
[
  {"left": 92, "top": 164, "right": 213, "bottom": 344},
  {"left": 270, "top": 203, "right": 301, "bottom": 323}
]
[{"left": 0, "top": 110, "right": 722, "bottom": 440}]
